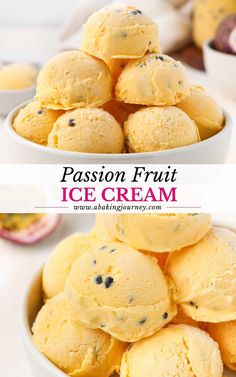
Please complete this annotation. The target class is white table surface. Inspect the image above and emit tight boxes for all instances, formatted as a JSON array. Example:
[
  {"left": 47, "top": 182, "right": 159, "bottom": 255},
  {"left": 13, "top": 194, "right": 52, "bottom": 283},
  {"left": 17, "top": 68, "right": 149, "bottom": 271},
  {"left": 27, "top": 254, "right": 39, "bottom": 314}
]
[{"left": 0, "top": 213, "right": 235, "bottom": 377}]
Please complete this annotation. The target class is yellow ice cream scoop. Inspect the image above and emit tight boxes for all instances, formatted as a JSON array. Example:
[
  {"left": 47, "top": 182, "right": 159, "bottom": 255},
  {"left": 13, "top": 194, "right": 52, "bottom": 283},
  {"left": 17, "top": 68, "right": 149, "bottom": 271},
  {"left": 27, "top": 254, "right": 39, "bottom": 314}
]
[
  {"left": 42, "top": 232, "right": 97, "bottom": 299},
  {"left": 166, "top": 226, "right": 236, "bottom": 322},
  {"left": 177, "top": 86, "right": 224, "bottom": 140},
  {"left": 36, "top": 50, "right": 112, "bottom": 110},
  {"left": 116, "top": 54, "right": 190, "bottom": 106},
  {"left": 193, "top": 0, "right": 236, "bottom": 48},
  {"left": 206, "top": 321, "right": 236, "bottom": 371},
  {"left": 81, "top": 4, "right": 160, "bottom": 61},
  {"left": 124, "top": 106, "right": 200, "bottom": 153},
  {"left": 94, "top": 214, "right": 211, "bottom": 252},
  {"left": 48, "top": 108, "right": 124, "bottom": 153},
  {"left": 120, "top": 324, "right": 223, "bottom": 377},
  {"left": 65, "top": 241, "right": 176, "bottom": 342},
  {"left": 32, "top": 293, "right": 127, "bottom": 377},
  {"left": 0, "top": 63, "right": 38, "bottom": 90},
  {"left": 13, "top": 101, "right": 63, "bottom": 145}
]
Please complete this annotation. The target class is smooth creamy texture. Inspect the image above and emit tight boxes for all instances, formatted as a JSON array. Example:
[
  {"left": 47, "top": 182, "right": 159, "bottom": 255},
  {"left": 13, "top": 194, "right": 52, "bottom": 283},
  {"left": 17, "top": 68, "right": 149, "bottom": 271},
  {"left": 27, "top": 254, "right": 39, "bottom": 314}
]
[
  {"left": 0, "top": 63, "right": 38, "bottom": 90},
  {"left": 166, "top": 226, "right": 236, "bottom": 322},
  {"left": 36, "top": 50, "right": 112, "bottom": 110},
  {"left": 177, "top": 86, "right": 224, "bottom": 140},
  {"left": 32, "top": 294, "right": 127, "bottom": 377},
  {"left": 13, "top": 101, "right": 63, "bottom": 145},
  {"left": 124, "top": 106, "right": 200, "bottom": 152},
  {"left": 81, "top": 4, "right": 160, "bottom": 61},
  {"left": 120, "top": 324, "right": 223, "bottom": 377},
  {"left": 42, "top": 232, "right": 96, "bottom": 299},
  {"left": 193, "top": 0, "right": 236, "bottom": 48},
  {"left": 116, "top": 54, "right": 190, "bottom": 106},
  {"left": 107, "top": 214, "right": 211, "bottom": 252},
  {"left": 65, "top": 241, "right": 176, "bottom": 342},
  {"left": 207, "top": 321, "right": 236, "bottom": 371},
  {"left": 102, "top": 100, "right": 140, "bottom": 126},
  {"left": 48, "top": 108, "right": 124, "bottom": 153}
]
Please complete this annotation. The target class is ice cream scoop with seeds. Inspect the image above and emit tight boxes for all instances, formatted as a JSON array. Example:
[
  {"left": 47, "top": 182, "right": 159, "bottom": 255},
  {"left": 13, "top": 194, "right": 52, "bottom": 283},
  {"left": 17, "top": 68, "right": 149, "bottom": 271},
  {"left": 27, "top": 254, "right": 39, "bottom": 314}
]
[
  {"left": 13, "top": 101, "right": 63, "bottom": 145},
  {"left": 120, "top": 324, "right": 223, "bottom": 377},
  {"left": 42, "top": 232, "right": 97, "bottom": 299},
  {"left": 96, "top": 213, "right": 211, "bottom": 252},
  {"left": 36, "top": 50, "right": 112, "bottom": 110},
  {"left": 81, "top": 4, "right": 160, "bottom": 61},
  {"left": 177, "top": 85, "right": 224, "bottom": 140},
  {"left": 65, "top": 241, "right": 176, "bottom": 342},
  {"left": 48, "top": 108, "right": 124, "bottom": 153},
  {"left": 166, "top": 226, "right": 236, "bottom": 322},
  {"left": 124, "top": 106, "right": 200, "bottom": 153},
  {"left": 116, "top": 54, "right": 190, "bottom": 106},
  {"left": 32, "top": 293, "right": 127, "bottom": 377}
]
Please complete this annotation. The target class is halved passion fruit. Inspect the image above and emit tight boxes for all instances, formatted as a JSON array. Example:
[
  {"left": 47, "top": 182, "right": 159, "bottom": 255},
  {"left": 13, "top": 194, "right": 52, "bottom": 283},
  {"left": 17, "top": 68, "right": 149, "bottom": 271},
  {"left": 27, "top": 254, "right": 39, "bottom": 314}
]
[{"left": 0, "top": 214, "right": 61, "bottom": 245}]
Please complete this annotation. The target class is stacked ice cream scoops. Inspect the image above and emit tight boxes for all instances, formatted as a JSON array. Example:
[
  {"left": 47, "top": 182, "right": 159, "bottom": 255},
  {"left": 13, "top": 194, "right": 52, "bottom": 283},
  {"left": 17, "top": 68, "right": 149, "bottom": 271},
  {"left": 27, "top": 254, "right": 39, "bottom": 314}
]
[
  {"left": 13, "top": 4, "right": 224, "bottom": 154},
  {"left": 32, "top": 213, "right": 236, "bottom": 376}
]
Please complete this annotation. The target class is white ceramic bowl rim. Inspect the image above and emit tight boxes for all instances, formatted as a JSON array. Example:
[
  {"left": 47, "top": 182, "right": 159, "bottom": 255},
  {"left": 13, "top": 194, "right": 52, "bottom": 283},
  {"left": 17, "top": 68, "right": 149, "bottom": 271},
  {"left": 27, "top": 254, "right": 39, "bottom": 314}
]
[
  {"left": 204, "top": 39, "right": 236, "bottom": 60},
  {"left": 5, "top": 100, "right": 233, "bottom": 161},
  {"left": 21, "top": 218, "right": 236, "bottom": 377}
]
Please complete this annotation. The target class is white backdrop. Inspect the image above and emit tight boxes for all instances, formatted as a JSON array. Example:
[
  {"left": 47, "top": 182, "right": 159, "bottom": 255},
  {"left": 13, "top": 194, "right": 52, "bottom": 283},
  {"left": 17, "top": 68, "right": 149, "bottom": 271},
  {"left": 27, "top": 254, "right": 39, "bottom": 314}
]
[{"left": 0, "top": 0, "right": 77, "bottom": 26}]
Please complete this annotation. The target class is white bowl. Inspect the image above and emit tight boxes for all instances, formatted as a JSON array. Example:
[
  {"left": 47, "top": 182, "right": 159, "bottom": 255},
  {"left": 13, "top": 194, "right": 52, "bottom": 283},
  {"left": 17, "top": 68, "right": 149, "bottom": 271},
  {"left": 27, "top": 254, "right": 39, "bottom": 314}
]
[
  {"left": 0, "top": 86, "right": 36, "bottom": 117},
  {"left": 21, "top": 218, "right": 236, "bottom": 377},
  {"left": 5, "top": 100, "right": 232, "bottom": 164},
  {"left": 203, "top": 40, "right": 236, "bottom": 100}
]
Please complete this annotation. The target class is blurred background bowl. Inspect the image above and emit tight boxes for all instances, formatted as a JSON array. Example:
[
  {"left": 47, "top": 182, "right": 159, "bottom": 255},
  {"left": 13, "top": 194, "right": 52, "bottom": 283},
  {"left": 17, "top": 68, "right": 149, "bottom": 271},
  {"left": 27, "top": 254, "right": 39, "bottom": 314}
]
[
  {"left": 0, "top": 86, "right": 35, "bottom": 117},
  {"left": 4, "top": 101, "right": 233, "bottom": 164},
  {"left": 203, "top": 40, "right": 236, "bottom": 101}
]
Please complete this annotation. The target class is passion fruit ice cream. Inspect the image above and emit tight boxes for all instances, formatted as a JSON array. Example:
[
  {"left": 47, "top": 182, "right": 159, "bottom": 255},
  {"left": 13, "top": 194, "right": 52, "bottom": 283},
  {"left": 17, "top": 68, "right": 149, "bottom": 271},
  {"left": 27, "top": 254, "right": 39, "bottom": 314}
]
[
  {"left": 43, "top": 232, "right": 97, "bottom": 299},
  {"left": 32, "top": 293, "right": 127, "bottom": 377},
  {"left": 116, "top": 54, "right": 190, "bottom": 106},
  {"left": 124, "top": 107, "right": 200, "bottom": 153},
  {"left": 48, "top": 108, "right": 124, "bottom": 153},
  {"left": 207, "top": 321, "right": 236, "bottom": 371},
  {"left": 166, "top": 226, "right": 236, "bottom": 322},
  {"left": 177, "top": 86, "right": 224, "bottom": 140},
  {"left": 13, "top": 101, "right": 63, "bottom": 145},
  {"left": 36, "top": 50, "right": 112, "bottom": 110},
  {"left": 120, "top": 324, "right": 223, "bottom": 377},
  {"left": 81, "top": 4, "right": 160, "bottom": 61},
  {"left": 0, "top": 63, "right": 38, "bottom": 90},
  {"left": 65, "top": 241, "right": 176, "bottom": 342},
  {"left": 95, "top": 214, "right": 211, "bottom": 253}
]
